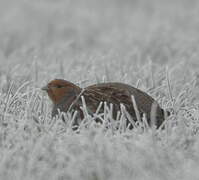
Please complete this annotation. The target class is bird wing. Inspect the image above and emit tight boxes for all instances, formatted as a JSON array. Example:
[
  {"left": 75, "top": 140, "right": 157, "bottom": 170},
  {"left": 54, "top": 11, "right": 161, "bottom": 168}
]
[
  {"left": 81, "top": 84, "right": 138, "bottom": 119},
  {"left": 85, "top": 82, "right": 163, "bottom": 118}
]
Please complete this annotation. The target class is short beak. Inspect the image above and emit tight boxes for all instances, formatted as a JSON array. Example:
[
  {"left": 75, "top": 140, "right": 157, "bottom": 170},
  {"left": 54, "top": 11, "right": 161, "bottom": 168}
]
[{"left": 41, "top": 85, "right": 49, "bottom": 91}]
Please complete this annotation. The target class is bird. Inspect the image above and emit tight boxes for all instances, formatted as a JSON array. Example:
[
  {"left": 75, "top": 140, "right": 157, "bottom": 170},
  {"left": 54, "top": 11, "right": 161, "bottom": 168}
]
[{"left": 42, "top": 79, "right": 169, "bottom": 129}]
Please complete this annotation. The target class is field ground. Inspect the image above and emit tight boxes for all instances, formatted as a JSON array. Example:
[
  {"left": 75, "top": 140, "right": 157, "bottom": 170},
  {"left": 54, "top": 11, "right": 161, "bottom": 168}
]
[{"left": 0, "top": 0, "right": 199, "bottom": 179}]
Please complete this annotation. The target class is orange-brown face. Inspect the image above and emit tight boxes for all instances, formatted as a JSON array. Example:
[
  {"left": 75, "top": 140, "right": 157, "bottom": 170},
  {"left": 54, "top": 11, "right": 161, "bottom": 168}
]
[{"left": 42, "top": 79, "right": 81, "bottom": 104}]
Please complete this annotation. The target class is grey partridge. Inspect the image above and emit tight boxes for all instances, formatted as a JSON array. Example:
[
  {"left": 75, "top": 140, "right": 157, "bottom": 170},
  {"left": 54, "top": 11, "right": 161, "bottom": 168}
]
[{"left": 42, "top": 79, "right": 169, "bottom": 129}]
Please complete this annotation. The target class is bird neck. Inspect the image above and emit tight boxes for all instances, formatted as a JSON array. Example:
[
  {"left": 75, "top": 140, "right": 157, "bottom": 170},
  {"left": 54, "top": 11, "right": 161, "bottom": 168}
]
[
  {"left": 52, "top": 83, "right": 82, "bottom": 105},
  {"left": 58, "top": 91, "right": 78, "bottom": 106}
]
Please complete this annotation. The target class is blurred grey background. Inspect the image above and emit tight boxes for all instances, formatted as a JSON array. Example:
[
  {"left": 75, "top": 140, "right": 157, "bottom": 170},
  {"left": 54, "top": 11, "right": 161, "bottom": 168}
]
[
  {"left": 0, "top": 0, "right": 199, "bottom": 89},
  {"left": 0, "top": 0, "right": 198, "bottom": 60}
]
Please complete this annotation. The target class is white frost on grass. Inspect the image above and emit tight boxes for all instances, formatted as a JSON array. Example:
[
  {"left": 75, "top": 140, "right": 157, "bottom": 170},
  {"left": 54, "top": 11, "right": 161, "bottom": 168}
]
[{"left": 0, "top": 0, "right": 199, "bottom": 179}]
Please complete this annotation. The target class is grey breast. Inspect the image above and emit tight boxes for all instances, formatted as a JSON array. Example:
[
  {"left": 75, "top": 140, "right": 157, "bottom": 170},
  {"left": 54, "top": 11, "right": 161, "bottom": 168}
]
[{"left": 51, "top": 90, "right": 78, "bottom": 117}]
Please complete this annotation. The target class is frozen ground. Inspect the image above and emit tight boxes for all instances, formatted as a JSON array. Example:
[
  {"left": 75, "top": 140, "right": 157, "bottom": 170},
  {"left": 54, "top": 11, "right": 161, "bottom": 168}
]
[{"left": 0, "top": 0, "right": 199, "bottom": 179}]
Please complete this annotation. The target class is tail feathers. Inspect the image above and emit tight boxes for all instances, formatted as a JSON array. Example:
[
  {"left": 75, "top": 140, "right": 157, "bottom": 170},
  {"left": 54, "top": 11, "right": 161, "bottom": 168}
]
[
  {"left": 163, "top": 109, "right": 171, "bottom": 117},
  {"left": 163, "top": 107, "right": 175, "bottom": 118},
  {"left": 154, "top": 109, "right": 171, "bottom": 128}
]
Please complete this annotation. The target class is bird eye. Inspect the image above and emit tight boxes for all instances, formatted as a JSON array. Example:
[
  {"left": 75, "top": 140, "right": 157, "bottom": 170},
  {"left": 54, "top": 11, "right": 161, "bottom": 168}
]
[{"left": 56, "top": 85, "right": 63, "bottom": 88}]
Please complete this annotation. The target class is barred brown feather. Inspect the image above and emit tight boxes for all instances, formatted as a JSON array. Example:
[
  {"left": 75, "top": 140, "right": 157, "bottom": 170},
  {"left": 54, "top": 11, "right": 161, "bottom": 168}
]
[{"left": 42, "top": 79, "right": 168, "bottom": 129}]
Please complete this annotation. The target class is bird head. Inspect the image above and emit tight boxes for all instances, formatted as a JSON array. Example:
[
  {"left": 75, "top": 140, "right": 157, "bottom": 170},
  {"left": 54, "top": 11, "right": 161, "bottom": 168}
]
[{"left": 42, "top": 79, "right": 81, "bottom": 104}]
